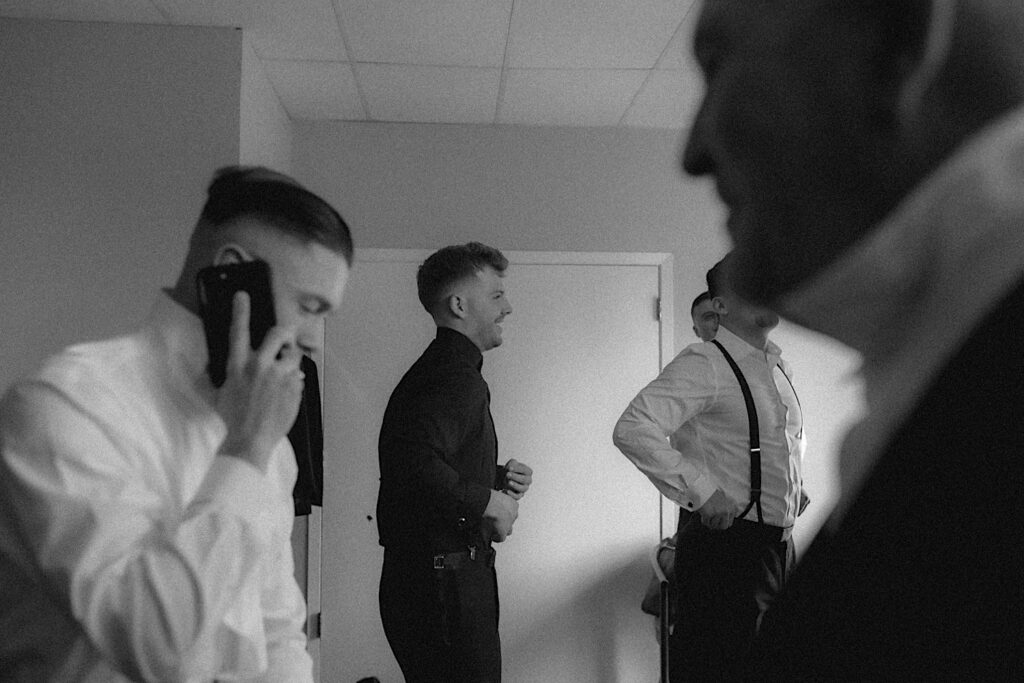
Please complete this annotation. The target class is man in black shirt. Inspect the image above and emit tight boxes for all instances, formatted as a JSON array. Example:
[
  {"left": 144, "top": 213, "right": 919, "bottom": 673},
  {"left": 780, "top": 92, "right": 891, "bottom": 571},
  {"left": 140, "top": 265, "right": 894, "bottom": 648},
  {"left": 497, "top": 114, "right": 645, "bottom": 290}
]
[{"left": 377, "top": 242, "right": 532, "bottom": 683}]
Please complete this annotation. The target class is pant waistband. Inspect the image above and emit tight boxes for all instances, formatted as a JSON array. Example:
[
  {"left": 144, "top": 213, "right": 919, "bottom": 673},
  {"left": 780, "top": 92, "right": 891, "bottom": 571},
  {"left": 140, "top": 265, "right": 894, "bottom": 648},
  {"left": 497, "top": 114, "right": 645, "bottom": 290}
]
[
  {"left": 433, "top": 546, "right": 496, "bottom": 570},
  {"left": 678, "top": 508, "right": 793, "bottom": 543}
]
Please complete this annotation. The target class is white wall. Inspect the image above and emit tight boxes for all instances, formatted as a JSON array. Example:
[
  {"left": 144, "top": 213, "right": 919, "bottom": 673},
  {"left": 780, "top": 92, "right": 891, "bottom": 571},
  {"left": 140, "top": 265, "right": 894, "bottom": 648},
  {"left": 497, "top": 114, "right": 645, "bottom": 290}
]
[
  {"left": 294, "top": 121, "right": 730, "bottom": 351},
  {"left": 0, "top": 18, "right": 242, "bottom": 394}
]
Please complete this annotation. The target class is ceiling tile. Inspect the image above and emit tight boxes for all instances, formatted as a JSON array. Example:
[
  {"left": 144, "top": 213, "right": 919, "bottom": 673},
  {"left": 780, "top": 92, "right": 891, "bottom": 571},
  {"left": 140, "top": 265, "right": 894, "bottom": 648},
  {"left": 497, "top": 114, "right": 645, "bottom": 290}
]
[
  {"left": 248, "top": 0, "right": 346, "bottom": 61},
  {"left": 499, "top": 68, "right": 647, "bottom": 127},
  {"left": 506, "top": 0, "right": 690, "bottom": 69},
  {"left": 262, "top": 60, "right": 363, "bottom": 120},
  {"left": 153, "top": 0, "right": 254, "bottom": 28},
  {"left": 336, "top": 0, "right": 511, "bottom": 67},
  {"left": 621, "top": 68, "right": 702, "bottom": 130},
  {"left": 0, "top": 0, "right": 163, "bottom": 23},
  {"left": 358, "top": 64, "right": 500, "bottom": 124}
]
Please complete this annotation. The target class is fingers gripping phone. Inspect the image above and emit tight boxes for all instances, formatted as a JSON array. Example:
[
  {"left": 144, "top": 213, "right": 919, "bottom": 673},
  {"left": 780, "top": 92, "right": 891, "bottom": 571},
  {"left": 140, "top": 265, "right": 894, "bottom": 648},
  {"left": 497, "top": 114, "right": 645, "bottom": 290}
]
[{"left": 197, "top": 260, "right": 276, "bottom": 388}]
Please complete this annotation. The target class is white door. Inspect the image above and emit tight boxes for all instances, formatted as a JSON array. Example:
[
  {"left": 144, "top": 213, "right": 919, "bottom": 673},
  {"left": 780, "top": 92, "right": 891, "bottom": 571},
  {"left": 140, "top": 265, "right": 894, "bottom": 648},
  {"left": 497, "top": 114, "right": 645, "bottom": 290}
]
[{"left": 319, "top": 250, "right": 672, "bottom": 682}]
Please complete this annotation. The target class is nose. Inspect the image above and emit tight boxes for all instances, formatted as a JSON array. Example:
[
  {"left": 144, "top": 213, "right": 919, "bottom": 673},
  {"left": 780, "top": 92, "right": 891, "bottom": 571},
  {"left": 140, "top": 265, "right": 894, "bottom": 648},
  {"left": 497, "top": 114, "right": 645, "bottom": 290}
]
[
  {"left": 681, "top": 101, "right": 713, "bottom": 177},
  {"left": 296, "top": 319, "right": 323, "bottom": 357}
]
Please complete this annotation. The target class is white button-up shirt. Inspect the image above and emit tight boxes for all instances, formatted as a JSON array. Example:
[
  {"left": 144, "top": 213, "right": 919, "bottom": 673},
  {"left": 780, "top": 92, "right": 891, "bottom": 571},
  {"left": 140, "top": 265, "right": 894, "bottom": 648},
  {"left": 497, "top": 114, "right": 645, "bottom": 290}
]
[
  {"left": 613, "top": 326, "right": 806, "bottom": 528},
  {"left": 0, "top": 293, "right": 312, "bottom": 682}
]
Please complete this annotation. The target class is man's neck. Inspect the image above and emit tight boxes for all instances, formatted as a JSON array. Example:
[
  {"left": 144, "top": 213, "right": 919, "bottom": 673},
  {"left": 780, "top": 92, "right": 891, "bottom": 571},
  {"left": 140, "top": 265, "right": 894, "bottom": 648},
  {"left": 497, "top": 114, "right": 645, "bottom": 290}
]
[
  {"left": 721, "top": 322, "right": 769, "bottom": 351},
  {"left": 436, "top": 321, "right": 485, "bottom": 352}
]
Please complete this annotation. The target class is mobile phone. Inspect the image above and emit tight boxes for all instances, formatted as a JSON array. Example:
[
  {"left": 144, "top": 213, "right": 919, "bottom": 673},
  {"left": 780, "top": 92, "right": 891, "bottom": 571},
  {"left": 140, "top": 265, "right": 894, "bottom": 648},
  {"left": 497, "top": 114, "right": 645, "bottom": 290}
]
[{"left": 196, "top": 260, "right": 276, "bottom": 387}]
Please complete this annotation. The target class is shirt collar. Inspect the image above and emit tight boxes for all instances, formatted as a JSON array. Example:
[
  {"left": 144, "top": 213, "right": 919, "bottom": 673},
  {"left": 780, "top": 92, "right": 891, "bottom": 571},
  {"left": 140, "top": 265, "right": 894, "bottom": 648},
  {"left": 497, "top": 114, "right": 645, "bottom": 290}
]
[
  {"left": 713, "top": 325, "right": 782, "bottom": 364},
  {"left": 435, "top": 326, "right": 484, "bottom": 370},
  {"left": 145, "top": 290, "right": 215, "bottom": 402},
  {"left": 778, "top": 106, "right": 1024, "bottom": 520},
  {"left": 780, "top": 106, "right": 1024, "bottom": 386}
]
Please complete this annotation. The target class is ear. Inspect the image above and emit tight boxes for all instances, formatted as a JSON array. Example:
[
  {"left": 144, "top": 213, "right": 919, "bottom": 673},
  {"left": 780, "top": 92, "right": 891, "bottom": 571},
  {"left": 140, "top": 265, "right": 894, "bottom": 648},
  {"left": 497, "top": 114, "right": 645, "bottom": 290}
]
[
  {"left": 212, "top": 243, "right": 250, "bottom": 266},
  {"left": 854, "top": 1, "right": 939, "bottom": 129},
  {"left": 711, "top": 296, "right": 728, "bottom": 316},
  {"left": 446, "top": 293, "right": 467, "bottom": 320}
]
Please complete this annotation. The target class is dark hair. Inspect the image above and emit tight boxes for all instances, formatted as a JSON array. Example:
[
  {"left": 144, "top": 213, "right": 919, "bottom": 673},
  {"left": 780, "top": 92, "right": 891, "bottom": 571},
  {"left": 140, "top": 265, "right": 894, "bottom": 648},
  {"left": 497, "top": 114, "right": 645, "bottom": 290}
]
[
  {"left": 197, "top": 165, "right": 353, "bottom": 265},
  {"left": 691, "top": 291, "right": 712, "bottom": 313},
  {"left": 706, "top": 254, "right": 733, "bottom": 300},
  {"left": 417, "top": 242, "right": 508, "bottom": 315}
]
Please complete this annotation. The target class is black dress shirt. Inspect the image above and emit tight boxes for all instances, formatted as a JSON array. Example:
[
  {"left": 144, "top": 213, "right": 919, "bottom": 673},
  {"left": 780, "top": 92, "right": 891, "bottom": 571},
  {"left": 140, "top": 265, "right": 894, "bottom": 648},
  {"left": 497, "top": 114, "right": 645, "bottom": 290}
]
[{"left": 376, "top": 327, "right": 503, "bottom": 554}]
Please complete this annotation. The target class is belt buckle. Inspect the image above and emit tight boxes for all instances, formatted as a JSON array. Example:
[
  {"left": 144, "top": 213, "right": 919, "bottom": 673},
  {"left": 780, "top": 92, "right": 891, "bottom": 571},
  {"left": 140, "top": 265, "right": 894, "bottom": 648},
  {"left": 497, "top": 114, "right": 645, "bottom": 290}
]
[
  {"left": 469, "top": 545, "right": 477, "bottom": 561},
  {"left": 433, "top": 554, "right": 445, "bottom": 570}
]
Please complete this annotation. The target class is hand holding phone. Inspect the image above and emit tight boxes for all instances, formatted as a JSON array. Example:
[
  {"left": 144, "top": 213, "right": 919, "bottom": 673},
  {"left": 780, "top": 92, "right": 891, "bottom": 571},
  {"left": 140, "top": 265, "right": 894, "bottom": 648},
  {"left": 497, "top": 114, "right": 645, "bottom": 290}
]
[
  {"left": 197, "top": 260, "right": 277, "bottom": 387},
  {"left": 197, "top": 260, "right": 304, "bottom": 471}
]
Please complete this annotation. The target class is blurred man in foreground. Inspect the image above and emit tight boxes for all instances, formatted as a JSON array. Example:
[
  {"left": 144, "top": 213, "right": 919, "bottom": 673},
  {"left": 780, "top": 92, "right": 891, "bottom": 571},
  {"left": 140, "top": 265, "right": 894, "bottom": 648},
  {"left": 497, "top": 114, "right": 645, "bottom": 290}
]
[{"left": 683, "top": 1, "right": 1024, "bottom": 677}]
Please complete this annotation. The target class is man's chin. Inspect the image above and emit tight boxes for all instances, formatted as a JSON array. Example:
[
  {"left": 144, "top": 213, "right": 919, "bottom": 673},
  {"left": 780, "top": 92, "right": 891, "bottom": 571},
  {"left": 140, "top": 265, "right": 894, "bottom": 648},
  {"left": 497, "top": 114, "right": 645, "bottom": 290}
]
[{"left": 725, "top": 236, "right": 792, "bottom": 307}]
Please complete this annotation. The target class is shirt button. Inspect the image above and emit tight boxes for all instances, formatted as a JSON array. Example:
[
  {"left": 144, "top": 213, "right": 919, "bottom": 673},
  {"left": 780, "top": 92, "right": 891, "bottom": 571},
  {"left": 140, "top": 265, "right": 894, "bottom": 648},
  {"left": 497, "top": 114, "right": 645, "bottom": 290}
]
[{"left": 457, "top": 517, "right": 467, "bottom": 529}]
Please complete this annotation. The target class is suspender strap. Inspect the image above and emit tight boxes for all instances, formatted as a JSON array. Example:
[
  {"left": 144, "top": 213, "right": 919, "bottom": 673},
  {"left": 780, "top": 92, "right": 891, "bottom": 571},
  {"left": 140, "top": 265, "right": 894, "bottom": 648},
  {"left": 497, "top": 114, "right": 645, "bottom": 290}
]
[{"left": 710, "top": 340, "right": 763, "bottom": 524}]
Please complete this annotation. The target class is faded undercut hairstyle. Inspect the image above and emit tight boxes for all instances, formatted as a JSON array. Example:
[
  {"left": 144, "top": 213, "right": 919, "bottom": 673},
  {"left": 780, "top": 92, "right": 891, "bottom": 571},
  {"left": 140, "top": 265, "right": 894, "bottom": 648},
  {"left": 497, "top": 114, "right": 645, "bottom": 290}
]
[
  {"left": 691, "top": 290, "right": 712, "bottom": 313},
  {"left": 417, "top": 242, "right": 508, "bottom": 316},
  {"left": 196, "top": 165, "right": 354, "bottom": 265}
]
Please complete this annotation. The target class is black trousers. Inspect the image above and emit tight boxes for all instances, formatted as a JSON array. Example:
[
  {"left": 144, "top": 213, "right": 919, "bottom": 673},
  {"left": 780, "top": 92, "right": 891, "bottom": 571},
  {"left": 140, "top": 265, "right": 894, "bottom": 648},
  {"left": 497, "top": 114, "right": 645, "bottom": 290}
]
[
  {"left": 380, "top": 548, "right": 501, "bottom": 683},
  {"left": 669, "top": 511, "right": 794, "bottom": 682}
]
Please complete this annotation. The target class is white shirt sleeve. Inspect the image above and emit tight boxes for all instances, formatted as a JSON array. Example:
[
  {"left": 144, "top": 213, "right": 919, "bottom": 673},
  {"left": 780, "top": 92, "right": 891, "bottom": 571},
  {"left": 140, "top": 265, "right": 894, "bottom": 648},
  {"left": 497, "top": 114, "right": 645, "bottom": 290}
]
[
  {"left": 0, "top": 382, "right": 311, "bottom": 682},
  {"left": 252, "top": 487, "right": 314, "bottom": 683},
  {"left": 612, "top": 348, "right": 720, "bottom": 510}
]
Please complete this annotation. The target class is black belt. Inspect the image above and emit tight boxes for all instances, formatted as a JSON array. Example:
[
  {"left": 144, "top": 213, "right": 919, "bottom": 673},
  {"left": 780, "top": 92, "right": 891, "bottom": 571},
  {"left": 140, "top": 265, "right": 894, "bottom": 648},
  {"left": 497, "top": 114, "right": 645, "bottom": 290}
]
[{"left": 433, "top": 545, "right": 496, "bottom": 570}]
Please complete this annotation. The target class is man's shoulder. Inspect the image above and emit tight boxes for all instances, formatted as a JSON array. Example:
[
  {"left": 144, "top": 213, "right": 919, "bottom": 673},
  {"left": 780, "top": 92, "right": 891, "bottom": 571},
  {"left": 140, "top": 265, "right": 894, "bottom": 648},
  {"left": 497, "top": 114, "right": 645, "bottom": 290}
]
[
  {"left": 662, "top": 341, "right": 720, "bottom": 373},
  {"left": 42, "top": 333, "right": 146, "bottom": 387},
  {"left": 4, "top": 332, "right": 153, "bottom": 418},
  {"left": 388, "top": 350, "right": 485, "bottom": 404}
]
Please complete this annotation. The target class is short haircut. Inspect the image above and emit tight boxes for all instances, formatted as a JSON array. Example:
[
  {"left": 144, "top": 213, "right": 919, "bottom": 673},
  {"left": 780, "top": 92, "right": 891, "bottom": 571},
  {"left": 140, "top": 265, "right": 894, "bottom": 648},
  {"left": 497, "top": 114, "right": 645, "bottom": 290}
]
[
  {"left": 691, "top": 291, "right": 712, "bottom": 313},
  {"left": 706, "top": 254, "right": 734, "bottom": 300},
  {"left": 417, "top": 242, "right": 508, "bottom": 315},
  {"left": 197, "top": 165, "right": 354, "bottom": 265}
]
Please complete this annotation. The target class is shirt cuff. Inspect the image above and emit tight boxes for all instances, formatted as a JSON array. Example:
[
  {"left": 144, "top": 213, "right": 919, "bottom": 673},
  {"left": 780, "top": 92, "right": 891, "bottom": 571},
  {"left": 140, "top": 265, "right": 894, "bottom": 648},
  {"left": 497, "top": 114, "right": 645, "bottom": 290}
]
[
  {"left": 193, "top": 456, "right": 274, "bottom": 528},
  {"left": 683, "top": 472, "right": 718, "bottom": 511},
  {"left": 463, "top": 481, "right": 493, "bottom": 522}
]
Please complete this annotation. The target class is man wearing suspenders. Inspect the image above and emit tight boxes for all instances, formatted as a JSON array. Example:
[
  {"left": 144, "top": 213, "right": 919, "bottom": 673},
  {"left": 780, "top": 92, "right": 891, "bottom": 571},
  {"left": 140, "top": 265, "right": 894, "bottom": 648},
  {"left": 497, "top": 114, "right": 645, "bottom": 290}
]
[{"left": 613, "top": 254, "right": 808, "bottom": 681}]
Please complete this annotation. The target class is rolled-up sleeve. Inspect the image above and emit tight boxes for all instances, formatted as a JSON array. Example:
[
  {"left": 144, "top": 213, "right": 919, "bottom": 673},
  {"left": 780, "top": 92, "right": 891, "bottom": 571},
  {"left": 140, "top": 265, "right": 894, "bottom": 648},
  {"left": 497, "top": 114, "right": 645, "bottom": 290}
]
[
  {"left": 0, "top": 382, "right": 309, "bottom": 682},
  {"left": 612, "top": 349, "right": 719, "bottom": 510}
]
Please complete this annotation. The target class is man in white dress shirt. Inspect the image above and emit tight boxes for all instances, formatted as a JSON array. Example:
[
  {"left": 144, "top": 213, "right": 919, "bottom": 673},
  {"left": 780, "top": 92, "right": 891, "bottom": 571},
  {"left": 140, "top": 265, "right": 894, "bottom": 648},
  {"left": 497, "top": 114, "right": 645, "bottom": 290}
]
[
  {"left": 614, "top": 254, "right": 807, "bottom": 681},
  {"left": 0, "top": 166, "right": 352, "bottom": 682}
]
